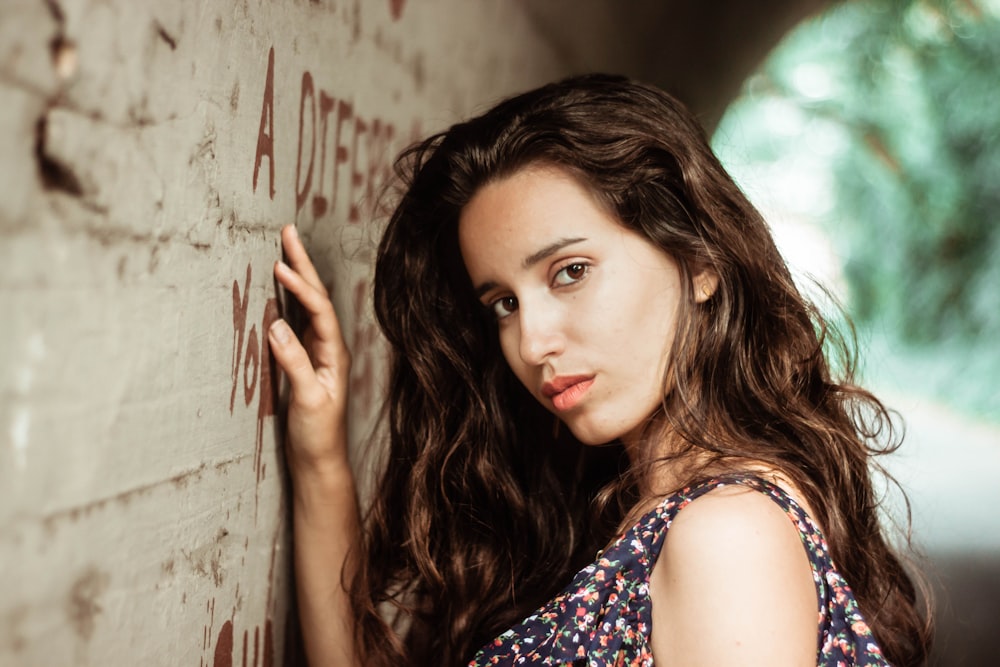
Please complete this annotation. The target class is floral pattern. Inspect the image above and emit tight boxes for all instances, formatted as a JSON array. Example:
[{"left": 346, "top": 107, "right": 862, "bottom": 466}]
[{"left": 469, "top": 475, "right": 889, "bottom": 666}]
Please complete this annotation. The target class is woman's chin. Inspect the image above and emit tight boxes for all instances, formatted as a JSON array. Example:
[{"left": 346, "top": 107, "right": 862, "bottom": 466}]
[{"left": 564, "top": 421, "right": 622, "bottom": 447}]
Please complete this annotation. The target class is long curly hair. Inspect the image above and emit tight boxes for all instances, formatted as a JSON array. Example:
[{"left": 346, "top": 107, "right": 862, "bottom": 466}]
[{"left": 351, "top": 74, "right": 932, "bottom": 666}]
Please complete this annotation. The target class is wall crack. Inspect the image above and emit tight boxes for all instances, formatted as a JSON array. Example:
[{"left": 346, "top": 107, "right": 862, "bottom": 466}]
[
  {"left": 34, "top": 113, "right": 84, "bottom": 196},
  {"left": 153, "top": 20, "right": 178, "bottom": 50}
]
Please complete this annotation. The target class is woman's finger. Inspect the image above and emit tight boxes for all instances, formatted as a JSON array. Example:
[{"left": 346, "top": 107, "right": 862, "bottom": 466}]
[
  {"left": 268, "top": 318, "right": 333, "bottom": 406},
  {"left": 281, "top": 225, "right": 328, "bottom": 296},
  {"left": 274, "top": 261, "right": 348, "bottom": 361}
]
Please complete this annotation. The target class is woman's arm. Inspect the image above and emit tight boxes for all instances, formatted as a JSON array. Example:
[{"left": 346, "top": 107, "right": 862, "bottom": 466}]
[
  {"left": 648, "top": 485, "right": 818, "bottom": 666},
  {"left": 269, "top": 225, "right": 359, "bottom": 666}
]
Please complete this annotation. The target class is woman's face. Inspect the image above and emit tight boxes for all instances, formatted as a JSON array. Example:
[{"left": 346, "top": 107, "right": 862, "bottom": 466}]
[{"left": 459, "top": 164, "right": 712, "bottom": 447}]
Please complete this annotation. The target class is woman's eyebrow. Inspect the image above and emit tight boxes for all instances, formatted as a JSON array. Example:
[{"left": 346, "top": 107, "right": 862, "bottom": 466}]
[
  {"left": 474, "top": 237, "right": 589, "bottom": 299},
  {"left": 474, "top": 280, "right": 498, "bottom": 299},
  {"left": 522, "top": 237, "right": 587, "bottom": 269}
]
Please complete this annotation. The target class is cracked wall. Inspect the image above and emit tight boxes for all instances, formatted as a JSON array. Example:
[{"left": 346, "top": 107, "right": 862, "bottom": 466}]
[{"left": 0, "top": 1, "right": 567, "bottom": 664}]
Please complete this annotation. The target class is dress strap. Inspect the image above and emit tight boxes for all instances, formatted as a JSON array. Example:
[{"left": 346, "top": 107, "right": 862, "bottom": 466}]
[{"left": 634, "top": 474, "right": 828, "bottom": 580}]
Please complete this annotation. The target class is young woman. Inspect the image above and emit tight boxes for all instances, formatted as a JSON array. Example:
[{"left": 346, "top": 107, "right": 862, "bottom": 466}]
[{"left": 268, "top": 74, "right": 932, "bottom": 666}]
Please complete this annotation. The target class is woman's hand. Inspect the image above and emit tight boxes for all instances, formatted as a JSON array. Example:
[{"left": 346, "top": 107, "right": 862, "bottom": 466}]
[
  {"left": 269, "top": 225, "right": 360, "bottom": 666},
  {"left": 269, "top": 224, "right": 352, "bottom": 479}
]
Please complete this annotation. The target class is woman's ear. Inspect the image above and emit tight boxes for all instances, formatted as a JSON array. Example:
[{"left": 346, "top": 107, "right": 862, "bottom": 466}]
[{"left": 693, "top": 269, "right": 719, "bottom": 303}]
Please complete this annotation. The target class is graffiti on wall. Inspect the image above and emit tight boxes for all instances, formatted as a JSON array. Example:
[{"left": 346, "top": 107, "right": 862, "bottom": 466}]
[
  {"left": 229, "top": 260, "right": 380, "bottom": 455},
  {"left": 213, "top": 41, "right": 423, "bottom": 663},
  {"left": 252, "top": 46, "right": 418, "bottom": 225},
  {"left": 249, "top": 46, "right": 398, "bottom": 428},
  {"left": 229, "top": 261, "right": 280, "bottom": 511}
]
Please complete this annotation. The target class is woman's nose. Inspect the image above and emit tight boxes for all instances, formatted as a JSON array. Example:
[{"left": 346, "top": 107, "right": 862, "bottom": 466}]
[{"left": 517, "top": 300, "right": 564, "bottom": 366}]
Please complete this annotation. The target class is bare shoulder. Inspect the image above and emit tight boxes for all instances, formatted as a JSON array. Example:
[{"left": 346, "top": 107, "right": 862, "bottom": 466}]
[
  {"left": 666, "top": 483, "right": 805, "bottom": 549},
  {"left": 648, "top": 484, "right": 818, "bottom": 666}
]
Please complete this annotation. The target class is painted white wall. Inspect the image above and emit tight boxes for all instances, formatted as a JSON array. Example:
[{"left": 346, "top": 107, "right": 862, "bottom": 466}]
[{"left": 0, "top": 1, "right": 568, "bottom": 664}]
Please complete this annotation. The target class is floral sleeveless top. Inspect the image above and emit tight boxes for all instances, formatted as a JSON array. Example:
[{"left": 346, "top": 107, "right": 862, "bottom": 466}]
[{"left": 469, "top": 475, "right": 889, "bottom": 666}]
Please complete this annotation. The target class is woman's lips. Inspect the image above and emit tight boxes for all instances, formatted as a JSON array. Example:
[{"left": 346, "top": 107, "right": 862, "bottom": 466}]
[{"left": 542, "top": 376, "right": 595, "bottom": 412}]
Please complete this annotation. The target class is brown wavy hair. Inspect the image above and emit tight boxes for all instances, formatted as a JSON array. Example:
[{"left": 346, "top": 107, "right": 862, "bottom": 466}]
[{"left": 351, "top": 74, "right": 932, "bottom": 666}]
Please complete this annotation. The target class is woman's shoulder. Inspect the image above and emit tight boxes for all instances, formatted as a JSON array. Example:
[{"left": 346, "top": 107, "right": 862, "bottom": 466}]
[
  {"left": 646, "top": 475, "right": 820, "bottom": 665},
  {"left": 613, "top": 473, "right": 826, "bottom": 585},
  {"left": 663, "top": 478, "right": 812, "bottom": 559},
  {"left": 649, "top": 473, "right": 821, "bottom": 583},
  {"left": 626, "top": 472, "right": 818, "bottom": 534}
]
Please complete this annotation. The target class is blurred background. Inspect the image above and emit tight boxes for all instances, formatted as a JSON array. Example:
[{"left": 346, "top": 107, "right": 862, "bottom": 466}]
[
  {"left": 1, "top": 0, "right": 996, "bottom": 664},
  {"left": 711, "top": 3, "right": 1000, "bottom": 664}
]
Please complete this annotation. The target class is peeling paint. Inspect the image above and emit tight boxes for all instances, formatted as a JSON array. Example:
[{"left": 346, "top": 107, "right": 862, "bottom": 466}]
[
  {"left": 50, "top": 37, "right": 78, "bottom": 80},
  {"left": 65, "top": 567, "right": 110, "bottom": 642},
  {"left": 35, "top": 114, "right": 85, "bottom": 196}
]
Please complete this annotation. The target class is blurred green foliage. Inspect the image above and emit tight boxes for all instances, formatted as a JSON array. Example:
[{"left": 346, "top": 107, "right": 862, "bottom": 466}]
[{"left": 713, "top": 0, "right": 999, "bottom": 420}]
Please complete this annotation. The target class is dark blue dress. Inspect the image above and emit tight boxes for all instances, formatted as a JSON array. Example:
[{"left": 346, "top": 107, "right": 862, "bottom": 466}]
[{"left": 469, "top": 475, "right": 889, "bottom": 666}]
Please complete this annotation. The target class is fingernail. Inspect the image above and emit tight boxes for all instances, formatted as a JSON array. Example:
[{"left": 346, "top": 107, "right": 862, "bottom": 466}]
[
  {"left": 270, "top": 319, "right": 291, "bottom": 344},
  {"left": 275, "top": 260, "right": 290, "bottom": 275},
  {"left": 288, "top": 225, "right": 298, "bottom": 239}
]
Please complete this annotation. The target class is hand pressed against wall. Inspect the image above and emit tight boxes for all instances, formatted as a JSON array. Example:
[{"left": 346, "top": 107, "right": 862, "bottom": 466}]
[
  {"left": 268, "top": 225, "right": 352, "bottom": 478},
  {"left": 268, "top": 225, "right": 360, "bottom": 667}
]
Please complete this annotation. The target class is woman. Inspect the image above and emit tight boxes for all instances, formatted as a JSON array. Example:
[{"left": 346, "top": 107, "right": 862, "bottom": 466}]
[{"left": 268, "top": 74, "right": 932, "bottom": 666}]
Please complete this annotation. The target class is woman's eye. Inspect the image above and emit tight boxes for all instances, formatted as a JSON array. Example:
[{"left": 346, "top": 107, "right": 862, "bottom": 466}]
[
  {"left": 553, "top": 263, "right": 589, "bottom": 286},
  {"left": 490, "top": 296, "right": 518, "bottom": 319}
]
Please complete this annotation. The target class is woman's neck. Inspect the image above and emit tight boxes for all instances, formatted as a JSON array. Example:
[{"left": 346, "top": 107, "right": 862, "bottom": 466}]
[
  {"left": 620, "top": 417, "right": 698, "bottom": 498},
  {"left": 619, "top": 424, "right": 815, "bottom": 533}
]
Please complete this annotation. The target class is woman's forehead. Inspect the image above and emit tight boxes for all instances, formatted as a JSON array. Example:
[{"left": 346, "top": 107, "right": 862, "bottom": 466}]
[{"left": 458, "top": 166, "right": 613, "bottom": 250}]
